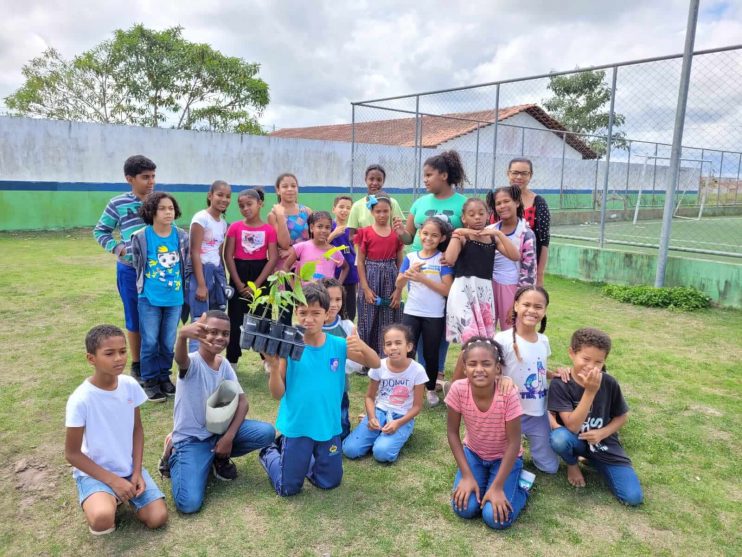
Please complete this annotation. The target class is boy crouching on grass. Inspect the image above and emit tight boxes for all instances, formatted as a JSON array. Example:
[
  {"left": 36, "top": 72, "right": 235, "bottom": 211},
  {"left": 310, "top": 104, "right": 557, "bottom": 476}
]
[
  {"left": 65, "top": 325, "right": 167, "bottom": 535},
  {"left": 168, "top": 310, "right": 275, "bottom": 514},
  {"left": 259, "top": 283, "right": 380, "bottom": 496}
]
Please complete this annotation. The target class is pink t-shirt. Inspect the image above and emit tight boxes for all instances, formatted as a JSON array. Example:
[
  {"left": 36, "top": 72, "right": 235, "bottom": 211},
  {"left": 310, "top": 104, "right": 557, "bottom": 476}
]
[
  {"left": 444, "top": 379, "right": 523, "bottom": 460},
  {"left": 226, "top": 222, "right": 277, "bottom": 260},
  {"left": 292, "top": 240, "right": 344, "bottom": 280}
]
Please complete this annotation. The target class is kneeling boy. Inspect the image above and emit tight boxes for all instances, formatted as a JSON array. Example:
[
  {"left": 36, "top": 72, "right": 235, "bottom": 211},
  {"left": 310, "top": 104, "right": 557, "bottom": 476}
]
[
  {"left": 65, "top": 325, "right": 167, "bottom": 535},
  {"left": 169, "top": 310, "right": 275, "bottom": 513},
  {"left": 260, "top": 283, "right": 380, "bottom": 496}
]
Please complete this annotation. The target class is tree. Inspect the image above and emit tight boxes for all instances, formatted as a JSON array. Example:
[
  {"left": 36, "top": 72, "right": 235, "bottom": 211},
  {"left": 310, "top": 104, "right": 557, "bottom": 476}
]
[
  {"left": 5, "top": 25, "right": 269, "bottom": 134},
  {"left": 543, "top": 69, "right": 626, "bottom": 157}
]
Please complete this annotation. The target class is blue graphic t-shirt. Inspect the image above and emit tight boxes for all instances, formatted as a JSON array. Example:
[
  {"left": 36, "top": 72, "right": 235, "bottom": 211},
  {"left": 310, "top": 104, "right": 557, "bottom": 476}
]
[
  {"left": 141, "top": 225, "right": 184, "bottom": 307},
  {"left": 276, "top": 333, "right": 347, "bottom": 441}
]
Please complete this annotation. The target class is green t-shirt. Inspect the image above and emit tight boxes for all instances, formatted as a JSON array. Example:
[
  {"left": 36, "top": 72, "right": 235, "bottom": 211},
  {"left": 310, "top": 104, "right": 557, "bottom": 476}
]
[
  {"left": 409, "top": 192, "right": 467, "bottom": 250},
  {"left": 347, "top": 196, "right": 405, "bottom": 230}
]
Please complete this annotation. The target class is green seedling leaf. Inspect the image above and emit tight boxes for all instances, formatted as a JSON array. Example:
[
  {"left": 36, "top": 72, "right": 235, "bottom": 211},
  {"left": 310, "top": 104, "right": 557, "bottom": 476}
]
[
  {"left": 299, "top": 261, "right": 317, "bottom": 282},
  {"left": 323, "top": 245, "right": 346, "bottom": 259}
]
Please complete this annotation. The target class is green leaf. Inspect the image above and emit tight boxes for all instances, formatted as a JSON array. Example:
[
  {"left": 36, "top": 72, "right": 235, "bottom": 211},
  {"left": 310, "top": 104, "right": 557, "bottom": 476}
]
[
  {"left": 299, "top": 261, "right": 317, "bottom": 282},
  {"left": 323, "top": 245, "right": 346, "bottom": 259}
]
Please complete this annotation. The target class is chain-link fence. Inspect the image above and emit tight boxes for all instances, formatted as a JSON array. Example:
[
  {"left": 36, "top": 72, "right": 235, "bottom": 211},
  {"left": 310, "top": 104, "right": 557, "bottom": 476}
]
[{"left": 350, "top": 45, "right": 742, "bottom": 259}]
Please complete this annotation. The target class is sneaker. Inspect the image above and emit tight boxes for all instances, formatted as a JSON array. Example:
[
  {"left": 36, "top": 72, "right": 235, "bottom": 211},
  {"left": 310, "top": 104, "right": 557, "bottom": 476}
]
[
  {"left": 158, "top": 433, "right": 173, "bottom": 479},
  {"left": 435, "top": 373, "right": 446, "bottom": 392},
  {"left": 440, "top": 381, "right": 452, "bottom": 399},
  {"left": 212, "top": 457, "right": 238, "bottom": 481},
  {"left": 160, "top": 378, "right": 176, "bottom": 397},
  {"left": 143, "top": 380, "right": 167, "bottom": 403},
  {"left": 130, "top": 361, "right": 142, "bottom": 384},
  {"left": 426, "top": 389, "right": 440, "bottom": 407}
]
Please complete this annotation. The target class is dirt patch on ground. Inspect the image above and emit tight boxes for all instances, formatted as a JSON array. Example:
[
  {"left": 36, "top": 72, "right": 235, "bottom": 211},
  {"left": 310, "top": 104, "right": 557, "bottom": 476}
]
[{"left": 14, "top": 458, "right": 57, "bottom": 510}]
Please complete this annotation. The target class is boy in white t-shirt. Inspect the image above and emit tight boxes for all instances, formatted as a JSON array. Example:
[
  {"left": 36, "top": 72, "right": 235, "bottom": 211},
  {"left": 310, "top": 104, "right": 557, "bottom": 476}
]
[
  {"left": 65, "top": 325, "right": 167, "bottom": 535},
  {"left": 343, "top": 324, "right": 427, "bottom": 463}
]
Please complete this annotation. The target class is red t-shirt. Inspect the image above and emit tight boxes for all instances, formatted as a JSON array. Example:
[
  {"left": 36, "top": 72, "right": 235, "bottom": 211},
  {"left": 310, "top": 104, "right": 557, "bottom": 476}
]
[
  {"left": 355, "top": 226, "right": 403, "bottom": 260},
  {"left": 226, "top": 222, "right": 277, "bottom": 260}
]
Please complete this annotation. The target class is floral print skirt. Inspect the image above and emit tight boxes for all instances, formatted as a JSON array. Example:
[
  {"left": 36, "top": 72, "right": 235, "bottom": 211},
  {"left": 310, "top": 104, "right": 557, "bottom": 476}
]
[{"left": 446, "top": 276, "right": 495, "bottom": 344}]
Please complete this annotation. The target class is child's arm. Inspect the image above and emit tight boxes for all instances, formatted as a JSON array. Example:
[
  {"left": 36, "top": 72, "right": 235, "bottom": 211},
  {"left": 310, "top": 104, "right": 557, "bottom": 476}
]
[
  {"left": 382, "top": 384, "right": 424, "bottom": 434},
  {"left": 394, "top": 213, "right": 416, "bottom": 245},
  {"left": 365, "top": 380, "right": 381, "bottom": 430},
  {"left": 557, "top": 367, "right": 602, "bottom": 433},
  {"left": 130, "top": 408, "right": 146, "bottom": 496},
  {"left": 283, "top": 246, "right": 298, "bottom": 273},
  {"left": 254, "top": 240, "right": 278, "bottom": 288},
  {"left": 491, "top": 228, "right": 520, "bottom": 261},
  {"left": 175, "top": 315, "right": 211, "bottom": 370},
  {"left": 337, "top": 258, "right": 349, "bottom": 285},
  {"left": 93, "top": 201, "right": 124, "bottom": 257},
  {"left": 214, "top": 393, "right": 249, "bottom": 458},
  {"left": 264, "top": 354, "right": 287, "bottom": 400},
  {"left": 444, "top": 229, "right": 467, "bottom": 266},
  {"left": 481, "top": 414, "right": 521, "bottom": 522},
  {"left": 328, "top": 224, "right": 346, "bottom": 243},
  {"left": 268, "top": 206, "right": 291, "bottom": 250},
  {"left": 389, "top": 244, "right": 405, "bottom": 309},
  {"left": 404, "top": 267, "right": 453, "bottom": 298},
  {"left": 190, "top": 223, "right": 208, "bottom": 302},
  {"left": 346, "top": 330, "right": 381, "bottom": 369},
  {"left": 224, "top": 235, "right": 247, "bottom": 296},
  {"left": 547, "top": 366, "right": 571, "bottom": 382},
  {"left": 447, "top": 406, "right": 481, "bottom": 510},
  {"left": 356, "top": 246, "right": 376, "bottom": 304},
  {"left": 579, "top": 412, "right": 628, "bottom": 445}
]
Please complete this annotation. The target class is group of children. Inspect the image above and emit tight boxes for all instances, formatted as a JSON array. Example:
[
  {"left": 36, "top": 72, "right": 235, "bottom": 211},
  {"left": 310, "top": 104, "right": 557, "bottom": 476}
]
[{"left": 68, "top": 153, "right": 642, "bottom": 535}]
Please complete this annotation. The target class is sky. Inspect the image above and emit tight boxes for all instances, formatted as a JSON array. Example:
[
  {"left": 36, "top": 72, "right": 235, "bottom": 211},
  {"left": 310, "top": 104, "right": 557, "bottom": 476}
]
[{"left": 0, "top": 0, "right": 740, "bottom": 148}]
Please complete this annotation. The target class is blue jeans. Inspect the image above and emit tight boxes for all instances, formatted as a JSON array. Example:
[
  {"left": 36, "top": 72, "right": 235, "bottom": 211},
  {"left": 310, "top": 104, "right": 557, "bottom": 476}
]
[
  {"left": 343, "top": 407, "right": 415, "bottom": 463},
  {"left": 169, "top": 419, "right": 275, "bottom": 513},
  {"left": 259, "top": 435, "right": 343, "bottom": 497},
  {"left": 549, "top": 427, "right": 643, "bottom": 506},
  {"left": 417, "top": 328, "right": 449, "bottom": 375},
  {"left": 451, "top": 447, "right": 528, "bottom": 530},
  {"left": 138, "top": 298, "right": 181, "bottom": 382},
  {"left": 116, "top": 262, "right": 139, "bottom": 333},
  {"left": 341, "top": 391, "right": 351, "bottom": 440}
]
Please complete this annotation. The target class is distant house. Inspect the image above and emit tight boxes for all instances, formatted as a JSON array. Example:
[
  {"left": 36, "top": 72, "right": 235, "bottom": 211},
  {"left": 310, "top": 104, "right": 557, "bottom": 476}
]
[{"left": 270, "top": 104, "right": 599, "bottom": 160}]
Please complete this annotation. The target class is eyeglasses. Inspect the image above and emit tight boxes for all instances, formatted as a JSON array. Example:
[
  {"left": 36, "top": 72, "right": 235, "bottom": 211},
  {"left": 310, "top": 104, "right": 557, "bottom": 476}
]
[{"left": 508, "top": 170, "right": 532, "bottom": 177}]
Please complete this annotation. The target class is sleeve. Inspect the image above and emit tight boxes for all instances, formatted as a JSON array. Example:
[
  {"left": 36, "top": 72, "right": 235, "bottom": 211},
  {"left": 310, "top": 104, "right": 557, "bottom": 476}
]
[
  {"left": 332, "top": 251, "right": 345, "bottom": 268},
  {"left": 518, "top": 228, "right": 537, "bottom": 286},
  {"left": 265, "top": 225, "right": 278, "bottom": 244},
  {"left": 191, "top": 211, "right": 208, "bottom": 230},
  {"left": 503, "top": 388, "right": 524, "bottom": 421},
  {"left": 130, "top": 230, "right": 144, "bottom": 275},
  {"left": 130, "top": 379, "right": 148, "bottom": 407},
  {"left": 391, "top": 198, "right": 404, "bottom": 220},
  {"left": 356, "top": 228, "right": 368, "bottom": 254},
  {"left": 444, "top": 380, "right": 464, "bottom": 412},
  {"left": 293, "top": 241, "right": 306, "bottom": 261},
  {"left": 534, "top": 196, "right": 551, "bottom": 249},
  {"left": 543, "top": 335, "right": 552, "bottom": 358},
  {"left": 440, "top": 263, "right": 454, "bottom": 277},
  {"left": 368, "top": 366, "right": 382, "bottom": 381},
  {"left": 226, "top": 222, "right": 238, "bottom": 240},
  {"left": 413, "top": 363, "right": 428, "bottom": 385},
  {"left": 399, "top": 254, "right": 411, "bottom": 273},
  {"left": 93, "top": 200, "right": 121, "bottom": 254},
  {"left": 65, "top": 393, "right": 86, "bottom": 428},
  {"left": 409, "top": 198, "right": 419, "bottom": 218},
  {"left": 347, "top": 201, "right": 362, "bottom": 229},
  {"left": 547, "top": 380, "right": 574, "bottom": 413},
  {"left": 608, "top": 376, "right": 629, "bottom": 418},
  {"left": 224, "top": 362, "right": 245, "bottom": 394}
]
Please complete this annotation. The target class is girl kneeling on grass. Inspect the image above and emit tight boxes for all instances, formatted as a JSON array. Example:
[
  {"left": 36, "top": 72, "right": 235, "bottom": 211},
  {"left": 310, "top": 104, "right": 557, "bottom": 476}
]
[
  {"left": 445, "top": 337, "right": 528, "bottom": 530},
  {"left": 343, "top": 324, "right": 427, "bottom": 463}
]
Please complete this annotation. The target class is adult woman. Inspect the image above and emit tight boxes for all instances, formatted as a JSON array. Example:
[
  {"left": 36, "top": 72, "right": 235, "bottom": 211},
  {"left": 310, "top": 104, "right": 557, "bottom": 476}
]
[
  {"left": 504, "top": 158, "right": 550, "bottom": 287},
  {"left": 347, "top": 164, "right": 405, "bottom": 242}
]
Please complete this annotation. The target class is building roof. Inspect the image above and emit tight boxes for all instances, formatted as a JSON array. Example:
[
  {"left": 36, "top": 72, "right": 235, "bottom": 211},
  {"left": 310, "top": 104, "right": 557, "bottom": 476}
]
[{"left": 269, "top": 104, "right": 599, "bottom": 159}]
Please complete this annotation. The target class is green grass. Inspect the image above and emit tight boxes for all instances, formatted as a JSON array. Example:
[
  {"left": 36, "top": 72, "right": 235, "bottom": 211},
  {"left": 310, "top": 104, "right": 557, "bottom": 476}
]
[{"left": 1, "top": 229, "right": 740, "bottom": 556}]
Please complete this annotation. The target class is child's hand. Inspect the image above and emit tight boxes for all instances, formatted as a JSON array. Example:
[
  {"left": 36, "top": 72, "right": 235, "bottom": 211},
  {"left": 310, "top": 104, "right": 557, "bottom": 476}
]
[
  {"left": 554, "top": 366, "right": 572, "bottom": 383},
  {"left": 367, "top": 417, "right": 381, "bottom": 430},
  {"left": 579, "top": 366, "right": 602, "bottom": 393},
  {"left": 263, "top": 353, "right": 283, "bottom": 373},
  {"left": 278, "top": 248, "right": 291, "bottom": 260},
  {"left": 392, "top": 217, "right": 406, "bottom": 236},
  {"left": 578, "top": 428, "right": 606, "bottom": 445},
  {"left": 214, "top": 435, "right": 234, "bottom": 459},
  {"left": 271, "top": 204, "right": 285, "bottom": 217},
  {"left": 195, "top": 284, "right": 209, "bottom": 302},
  {"left": 390, "top": 289, "right": 402, "bottom": 309},
  {"left": 109, "top": 476, "right": 137, "bottom": 503},
  {"left": 482, "top": 487, "right": 512, "bottom": 525},
  {"left": 345, "top": 330, "right": 363, "bottom": 355},
  {"left": 130, "top": 471, "right": 146, "bottom": 497},
  {"left": 363, "top": 287, "right": 376, "bottom": 304},
  {"left": 452, "top": 475, "right": 480, "bottom": 511},
  {"left": 179, "top": 314, "right": 213, "bottom": 345},
  {"left": 497, "top": 375, "right": 517, "bottom": 394},
  {"left": 381, "top": 419, "right": 400, "bottom": 434}
]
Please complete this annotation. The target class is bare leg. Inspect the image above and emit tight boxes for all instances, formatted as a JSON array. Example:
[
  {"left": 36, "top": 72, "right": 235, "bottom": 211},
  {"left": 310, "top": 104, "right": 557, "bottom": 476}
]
[
  {"left": 136, "top": 499, "right": 168, "bottom": 529},
  {"left": 82, "top": 492, "right": 117, "bottom": 534},
  {"left": 128, "top": 330, "right": 141, "bottom": 363}
]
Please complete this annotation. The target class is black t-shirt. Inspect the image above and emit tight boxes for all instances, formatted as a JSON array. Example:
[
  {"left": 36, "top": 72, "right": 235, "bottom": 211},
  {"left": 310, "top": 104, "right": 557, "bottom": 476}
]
[{"left": 548, "top": 372, "right": 631, "bottom": 465}]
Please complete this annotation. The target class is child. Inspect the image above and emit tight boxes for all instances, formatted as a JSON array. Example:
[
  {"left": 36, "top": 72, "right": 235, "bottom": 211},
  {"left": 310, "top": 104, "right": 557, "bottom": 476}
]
[
  {"left": 259, "top": 283, "right": 380, "bottom": 497},
  {"left": 444, "top": 198, "right": 519, "bottom": 344},
  {"left": 487, "top": 185, "right": 537, "bottom": 330},
  {"left": 329, "top": 195, "right": 359, "bottom": 321},
  {"left": 396, "top": 216, "right": 454, "bottom": 407},
  {"left": 65, "top": 325, "right": 167, "bottom": 535},
  {"left": 188, "top": 180, "right": 233, "bottom": 350},
  {"left": 494, "top": 286, "right": 567, "bottom": 475},
  {"left": 343, "top": 324, "right": 427, "bottom": 462},
  {"left": 285, "top": 211, "right": 349, "bottom": 283},
  {"left": 224, "top": 188, "right": 278, "bottom": 365},
  {"left": 445, "top": 337, "right": 529, "bottom": 530},
  {"left": 93, "top": 155, "right": 156, "bottom": 382},
  {"left": 131, "top": 192, "right": 189, "bottom": 402},
  {"left": 355, "top": 195, "right": 405, "bottom": 359},
  {"left": 168, "top": 311, "right": 276, "bottom": 514},
  {"left": 548, "top": 328, "right": 643, "bottom": 506},
  {"left": 320, "top": 277, "right": 361, "bottom": 439}
]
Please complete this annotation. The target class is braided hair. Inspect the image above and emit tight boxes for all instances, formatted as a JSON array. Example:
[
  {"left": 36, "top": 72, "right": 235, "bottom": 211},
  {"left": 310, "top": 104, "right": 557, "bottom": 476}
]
[
  {"left": 510, "top": 285, "right": 550, "bottom": 362},
  {"left": 461, "top": 336, "right": 505, "bottom": 366}
]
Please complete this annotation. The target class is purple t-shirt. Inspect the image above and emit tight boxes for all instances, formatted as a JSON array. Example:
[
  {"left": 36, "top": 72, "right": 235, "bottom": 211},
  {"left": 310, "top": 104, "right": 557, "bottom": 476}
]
[{"left": 331, "top": 223, "right": 358, "bottom": 285}]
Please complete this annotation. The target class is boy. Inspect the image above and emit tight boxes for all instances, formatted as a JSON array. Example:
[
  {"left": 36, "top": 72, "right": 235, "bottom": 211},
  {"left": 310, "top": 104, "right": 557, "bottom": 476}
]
[
  {"left": 548, "top": 328, "right": 643, "bottom": 506},
  {"left": 93, "top": 155, "right": 157, "bottom": 382},
  {"left": 169, "top": 310, "right": 275, "bottom": 514},
  {"left": 65, "top": 325, "right": 167, "bottom": 535},
  {"left": 328, "top": 195, "right": 359, "bottom": 321},
  {"left": 260, "top": 283, "right": 380, "bottom": 496}
]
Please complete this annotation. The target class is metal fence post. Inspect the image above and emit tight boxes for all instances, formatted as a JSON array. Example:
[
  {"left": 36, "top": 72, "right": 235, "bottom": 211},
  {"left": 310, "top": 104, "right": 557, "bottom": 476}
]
[
  {"left": 474, "top": 124, "right": 481, "bottom": 195},
  {"left": 521, "top": 127, "right": 526, "bottom": 156},
  {"left": 625, "top": 141, "right": 632, "bottom": 192},
  {"left": 700, "top": 148, "right": 706, "bottom": 204},
  {"left": 350, "top": 104, "right": 356, "bottom": 195},
  {"left": 413, "top": 95, "right": 421, "bottom": 198},
  {"left": 598, "top": 66, "right": 619, "bottom": 248},
  {"left": 736, "top": 152, "right": 741, "bottom": 204},
  {"left": 559, "top": 132, "right": 566, "bottom": 210},
  {"left": 717, "top": 151, "right": 724, "bottom": 205},
  {"left": 651, "top": 143, "right": 659, "bottom": 207},
  {"left": 491, "top": 85, "right": 501, "bottom": 192}
]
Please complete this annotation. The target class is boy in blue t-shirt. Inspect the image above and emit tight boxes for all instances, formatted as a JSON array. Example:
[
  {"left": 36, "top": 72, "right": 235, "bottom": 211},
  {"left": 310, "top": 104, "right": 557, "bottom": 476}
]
[{"left": 260, "top": 283, "right": 380, "bottom": 496}]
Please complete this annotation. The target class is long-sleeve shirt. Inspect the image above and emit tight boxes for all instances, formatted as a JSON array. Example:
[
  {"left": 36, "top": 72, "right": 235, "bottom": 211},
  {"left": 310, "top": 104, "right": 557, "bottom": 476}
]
[{"left": 93, "top": 192, "right": 145, "bottom": 265}]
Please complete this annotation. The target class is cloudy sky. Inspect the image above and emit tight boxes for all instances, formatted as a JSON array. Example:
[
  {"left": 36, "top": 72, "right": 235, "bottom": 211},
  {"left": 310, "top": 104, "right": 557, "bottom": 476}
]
[{"left": 1, "top": 0, "right": 740, "bottom": 144}]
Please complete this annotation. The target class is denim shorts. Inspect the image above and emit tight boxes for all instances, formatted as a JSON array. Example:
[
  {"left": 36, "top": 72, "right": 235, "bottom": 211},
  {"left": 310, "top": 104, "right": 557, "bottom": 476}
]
[
  {"left": 75, "top": 468, "right": 163, "bottom": 511},
  {"left": 116, "top": 262, "right": 140, "bottom": 332}
]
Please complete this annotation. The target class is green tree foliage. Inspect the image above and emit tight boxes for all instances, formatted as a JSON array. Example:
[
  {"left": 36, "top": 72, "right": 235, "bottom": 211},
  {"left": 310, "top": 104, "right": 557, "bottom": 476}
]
[
  {"left": 543, "top": 70, "right": 626, "bottom": 157},
  {"left": 5, "top": 25, "right": 269, "bottom": 134}
]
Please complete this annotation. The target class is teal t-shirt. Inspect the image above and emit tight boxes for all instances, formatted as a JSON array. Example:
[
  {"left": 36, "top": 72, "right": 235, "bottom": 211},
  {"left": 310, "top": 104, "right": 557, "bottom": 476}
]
[
  {"left": 141, "top": 226, "right": 184, "bottom": 306},
  {"left": 409, "top": 192, "right": 467, "bottom": 250},
  {"left": 276, "top": 334, "right": 347, "bottom": 441}
]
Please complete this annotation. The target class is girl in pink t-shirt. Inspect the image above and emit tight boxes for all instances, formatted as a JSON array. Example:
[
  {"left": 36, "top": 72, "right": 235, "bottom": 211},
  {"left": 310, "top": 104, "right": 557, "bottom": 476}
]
[
  {"left": 224, "top": 188, "right": 278, "bottom": 364},
  {"left": 444, "top": 336, "right": 529, "bottom": 530},
  {"left": 285, "top": 211, "right": 349, "bottom": 284}
]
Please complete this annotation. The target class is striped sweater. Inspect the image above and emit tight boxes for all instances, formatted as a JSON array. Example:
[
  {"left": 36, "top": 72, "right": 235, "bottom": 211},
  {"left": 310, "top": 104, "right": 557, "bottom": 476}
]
[{"left": 93, "top": 192, "right": 145, "bottom": 265}]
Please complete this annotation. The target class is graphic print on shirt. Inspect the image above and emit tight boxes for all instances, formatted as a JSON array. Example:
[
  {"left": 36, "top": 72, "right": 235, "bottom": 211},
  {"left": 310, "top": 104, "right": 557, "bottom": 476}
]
[
  {"left": 424, "top": 208, "right": 455, "bottom": 223},
  {"left": 241, "top": 230, "right": 266, "bottom": 255},
  {"left": 201, "top": 227, "right": 217, "bottom": 254},
  {"left": 579, "top": 404, "right": 608, "bottom": 453},
  {"left": 146, "top": 245, "right": 181, "bottom": 291},
  {"left": 329, "top": 358, "right": 340, "bottom": 373},
  {"left": 379, "top": 377, "right": 412, "bottom": 407},
  {"left": 522, "top": 358, "right": 547, "bottom": 400}
]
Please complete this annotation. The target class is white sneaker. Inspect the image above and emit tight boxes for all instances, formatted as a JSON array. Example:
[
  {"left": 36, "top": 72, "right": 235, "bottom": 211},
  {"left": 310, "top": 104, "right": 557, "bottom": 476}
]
[{"left": 426, "top": 390, "right": 440, "bottom": 407}]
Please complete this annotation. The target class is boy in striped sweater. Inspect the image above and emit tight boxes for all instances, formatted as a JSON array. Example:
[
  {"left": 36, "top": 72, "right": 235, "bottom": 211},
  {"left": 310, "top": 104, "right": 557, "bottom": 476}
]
[{"left": 93, "top": 155, "right": 157, "bottom": 382}]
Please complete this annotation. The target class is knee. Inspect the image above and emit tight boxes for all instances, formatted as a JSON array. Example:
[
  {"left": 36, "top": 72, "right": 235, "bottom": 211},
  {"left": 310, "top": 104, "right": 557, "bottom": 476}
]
[
  {"left": 618, "top": 485, "right": 644, "bottom": 507},
  {"left": 451, "top": 495, "right": 480, "bottom": 520},
  {"left": 278, "top": 482, "right": 303, "bottom": 497},
  {"left": 482, "top": 503, "right": 514, "bottom": 530},
  {"left": 256, "top": 423, "right": 277, "bottom": 447},
  {"left": 372, "top": 442, "right": 398, "bottom": 463},
  {"left": 342, "top": 441, "right": 364, "bottom": 460},
  {"left": 535, "top": 457, "right": 560, "bottom": 475},
  {"left": 174, "top": 492, "right": 203, "bottom": 514},
  {"left": 549, "top": 427, "right": 574, "bottom": 453},
  {"left": 141, "top": 501, "right": 168, "bottom": 529},
  {"left": 86, "top": 508, "right": 116, "bottom": 533}
]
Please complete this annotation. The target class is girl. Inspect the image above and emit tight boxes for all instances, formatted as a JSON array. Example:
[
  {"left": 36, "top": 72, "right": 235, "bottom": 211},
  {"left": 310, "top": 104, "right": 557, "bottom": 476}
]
[
  {"left": 445, "top": 337, "right": 529, "bottom": 530},
  {"left": 268, "top": 173, "right": 313, "bottom": 270},
  {"left": 131, "top": 192, "right": 189, "bottom": 402},
  {"left": 329, "top": 195, "right": 359, "bottom": 321},
  {"left": 396, "top": 217, "right": 454, "bottom": 407},
  {"left": 285, "top": 211, "right": 349, "bottom": 284},
  {"left": 494, "top": 286, "right": 568, "bottom": 475},
  {"left": 347, "top": 164, "right": 405, "bottom": 242},
  {"left": 224, "top": 188, "right": 278, "bottom": 365},
  {"left": 188, "top": 180, "right": 232, "bottom": 350},
  {"left": 486, "top": 185, "right": 537, "bottom": 330},
  {"left": 445, "top": 198, "right": 519, "bottom": 344},
  {"left": 343, "top": 324, "right": 427, "bottom": 463},
  {"left": 355, "top": 195, "right": 404, "bottom": 360}
]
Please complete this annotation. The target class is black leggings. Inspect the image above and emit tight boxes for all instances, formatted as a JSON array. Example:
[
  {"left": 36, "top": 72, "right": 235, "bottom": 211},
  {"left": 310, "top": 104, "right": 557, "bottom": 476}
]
[
  {"left": 343, "top": 283, "right": 357, "bottom": 322},
  {"left": 227, "top": 258, "right": 268, "bottom": 364},
  {"left": 402, "top": 313, "right": 445, "bottom": 391}
]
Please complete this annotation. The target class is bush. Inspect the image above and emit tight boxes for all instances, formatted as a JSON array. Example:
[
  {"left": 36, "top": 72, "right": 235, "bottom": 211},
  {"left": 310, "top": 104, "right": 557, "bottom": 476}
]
[{"left": 603, "top": 284, "right": 711, "bottom": 311}]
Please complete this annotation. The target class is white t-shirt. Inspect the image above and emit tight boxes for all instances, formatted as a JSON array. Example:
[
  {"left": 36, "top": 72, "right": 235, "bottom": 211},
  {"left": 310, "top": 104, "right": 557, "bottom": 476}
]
[
  {"left": 368, "top": 358, "right": 428, "bottom": 414},
  {"left": 495, "top": 329, "right": 551, "bottom": 416},
  {"left": 172, "top": 352, "right": 244, "bottom": 444},
  {"left": 65, "top": 375, "right": 147, "bottom": 479},
  {"left": 191, "top": 209, "right": 228, "bottom": 266},
  {"left": 399, "top": 251, "right": 453, "bottom": 318}
]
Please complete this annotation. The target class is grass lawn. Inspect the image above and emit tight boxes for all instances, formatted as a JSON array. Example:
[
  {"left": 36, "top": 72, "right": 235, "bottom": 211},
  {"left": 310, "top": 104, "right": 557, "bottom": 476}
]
[{"left": 0, "top": 229, "right": 740, "bottom": 557}]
